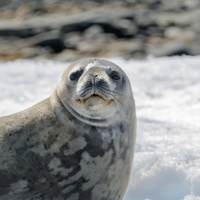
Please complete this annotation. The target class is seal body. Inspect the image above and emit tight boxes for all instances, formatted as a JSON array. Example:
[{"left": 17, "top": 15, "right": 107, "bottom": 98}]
[{"left": 0, "top": 58, "right": 136, "bottom": 200}]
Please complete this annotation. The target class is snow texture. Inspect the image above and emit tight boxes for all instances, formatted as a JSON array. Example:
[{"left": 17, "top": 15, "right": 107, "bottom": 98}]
[{"left": 0, "top": 56, "right": 200, "bottom": 200}]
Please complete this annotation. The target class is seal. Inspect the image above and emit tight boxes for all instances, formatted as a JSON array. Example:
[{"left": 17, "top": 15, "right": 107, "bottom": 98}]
[{"left": 0, "top": 58, "right": 136, "bottom": 200}]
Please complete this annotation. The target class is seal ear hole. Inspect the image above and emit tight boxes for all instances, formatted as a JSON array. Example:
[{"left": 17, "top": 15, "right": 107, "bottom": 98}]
[
  {"left": 70, "top": 69, "right": 84, "bottom": 81},
  {"left": 109, "top": 71, "right": 120, "bottom": 81}
]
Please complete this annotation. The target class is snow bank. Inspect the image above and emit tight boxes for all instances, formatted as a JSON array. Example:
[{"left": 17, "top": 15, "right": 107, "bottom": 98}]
[{"left": 0, "top": 56, "right": 200, "bottom": 200}]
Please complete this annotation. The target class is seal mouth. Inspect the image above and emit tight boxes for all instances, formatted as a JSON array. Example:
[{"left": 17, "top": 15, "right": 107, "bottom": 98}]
[
  {"left": 85, "top": 93, "right": 109, "bottom": 102},
  {"left": 77, "top": 92, "right": 108, "bottom": 103},
  {"left": 90, "top": 94, "right": 100, "bottom": 97}
]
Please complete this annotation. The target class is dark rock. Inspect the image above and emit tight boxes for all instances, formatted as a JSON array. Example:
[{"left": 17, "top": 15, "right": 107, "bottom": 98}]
[
  {"left": 35, "top": 38, "right": 66, "bottom": 53},
  {"left": 121, "top": 14, "right": 135, "bottom": 21},
  {"left": 167, "top": 49, "right": 192, "bottom": 56},
  {"left": 32, "top": 31, "right": 66, "bottom": 53},
  {"left": 0, "top": 28, "right": 36, "bottom": 38}
]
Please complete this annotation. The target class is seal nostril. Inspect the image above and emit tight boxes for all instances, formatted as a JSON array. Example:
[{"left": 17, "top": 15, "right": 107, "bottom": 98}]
[
  {"left": 96, "top": 79, "right": 107, "bottom": 88},
  {"left": 89, "top": 74, "right": 98, "bottom": 79}
]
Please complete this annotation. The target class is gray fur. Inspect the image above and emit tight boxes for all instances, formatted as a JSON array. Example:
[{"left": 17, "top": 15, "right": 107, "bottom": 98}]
[{"left": 0, "top": 58, "right": 136, "bottom": 200}]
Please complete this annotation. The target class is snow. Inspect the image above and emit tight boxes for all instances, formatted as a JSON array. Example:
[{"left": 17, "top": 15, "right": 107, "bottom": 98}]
[{"left": 0, "top": 56, "right": 200, "bottom": 200}]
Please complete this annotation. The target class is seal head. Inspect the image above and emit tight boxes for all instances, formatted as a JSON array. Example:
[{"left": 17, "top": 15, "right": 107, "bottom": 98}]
[{"left": 56, "top": 58, "right": 133, "bottom": 127}]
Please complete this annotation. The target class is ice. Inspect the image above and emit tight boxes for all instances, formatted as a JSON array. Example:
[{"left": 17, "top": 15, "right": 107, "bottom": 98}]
[{"left": 0, "top": 56, "right": 200, "bottom": 200}]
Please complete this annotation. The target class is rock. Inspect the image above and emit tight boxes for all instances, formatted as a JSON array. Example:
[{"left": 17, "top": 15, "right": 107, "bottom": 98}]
[
  {"left": 133, "top": 9, "right": 156, "bottom": 27},
  {"left": 191, "top": 21, "right": 200, "bottom": 34},
  {"left": 52, "top": 49, "right": 83, "bottom": 62},
  {"left": 0, "top": 28, "right": 36, "bottom": 38},
  {"left": 133, "top": 9, "right": 161, "bottom": 37},
  {"left": 31, "top": 31, "right": 66, "bottom": 53},
  {"left": 146, "top": 26, "right": 163, "bottom": 37},
  {"left": 77, "top": 33, "right": 115, "bottom": 53},
  {"left": 73, "top": 25, "right": 117, "bottom": 53},
  {"left": 164, "top": 27, "right": 196, "bottom": 41},
  {"left": 158, "top": 0, "right": 200, "bottom": 11},
  {"left": 183, "top": 0, "right": 200, "bottom": 10},
  {"left": 158, "top": 0, "right": 185, "bottom": 11},
  {"left": 83, "top": 25, "right": 104, "bottom": 39},
  {"left": 61, "top": 14, "right": 134, "bottom": 38},
  {"left": 83, "top": 25, "right": 117, "bottom": 41},
  {"left": 147, "top": 41, "right": 193, "bottom": 57},
  {"left": 0, "top": 43, "right": 16, "bottom": 56},
  {"left": 19, "top": 46, "right": 51, "bottom": 59},
  {"left": 191, "top": 40, "right": 200, "bottom": 55},
  {"left": 0, "top": 37, "right": 27, "bottom": 56},
  {"left": 118, "top": 19, "right": 137, "bottom": 36},
  {"left": 139, "top": 0, "right": 161, "bottom": 9},
  {"left": 35, "top": 38, "right": 66, "bottom": 53},
  {"left": 153, "top": 8, "right": 200, "bottom": 27},
  {"left": 13, "top": 5, "right": 31, "bottom": 20},
  {"left": 98, "top": 39, "right": 145, "bottom": 59},
  {"left": 64, "top": 32, "right": 82, "bottom": 48}
]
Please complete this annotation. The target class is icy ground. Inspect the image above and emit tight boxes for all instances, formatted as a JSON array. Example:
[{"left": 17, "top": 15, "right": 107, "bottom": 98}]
[{"left": 0, "top": 56, "right": 200, "bottom": 200}]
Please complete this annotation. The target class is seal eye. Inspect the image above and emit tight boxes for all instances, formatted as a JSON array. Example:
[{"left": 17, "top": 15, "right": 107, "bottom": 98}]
[
  {"left": 110, "top": 71, "right": 120, "bottom": 80},
  {"left": 70, "top": 69, "right": 84, "bottom": 81}
]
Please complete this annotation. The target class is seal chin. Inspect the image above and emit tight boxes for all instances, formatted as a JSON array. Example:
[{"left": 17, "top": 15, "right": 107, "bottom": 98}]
[
  {"left": 61, "top": 92, "right": 116, "bottom": 127},
  {"left": 64, "top": 101, "right": 110, "bottom": 127}
]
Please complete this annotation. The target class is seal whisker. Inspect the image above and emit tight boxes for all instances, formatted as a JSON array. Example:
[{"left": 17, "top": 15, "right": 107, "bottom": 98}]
[
  {"left": 109, "top": 92, "right": 126, "bottom": 110},
  {"left": 60, "top": 87, "right": 92, "bottom": 100},
  {"left": 103, "top": 88, "right": 134, "bottom": 101},
  {"left": 98, "top": 87, "right": 126, "bottom": 110}
]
